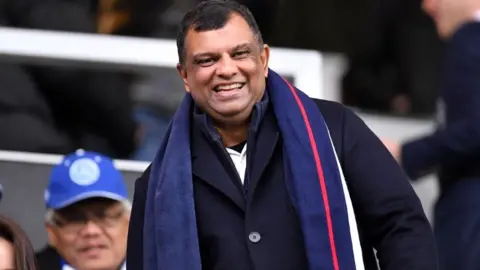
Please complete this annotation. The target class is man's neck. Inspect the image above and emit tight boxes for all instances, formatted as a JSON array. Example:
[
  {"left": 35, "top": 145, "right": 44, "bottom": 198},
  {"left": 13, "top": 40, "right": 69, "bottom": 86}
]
[
  {"left": 474, "top": 9, "right": 480, "bottom": 22},
  {"left": 215, "top": 123, "right": 248, "bottom": 147}
]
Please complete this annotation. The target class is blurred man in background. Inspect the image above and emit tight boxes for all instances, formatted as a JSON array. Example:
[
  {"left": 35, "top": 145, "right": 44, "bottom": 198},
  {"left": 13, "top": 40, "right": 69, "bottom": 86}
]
[
  {"left": 342, "top": 0, "right": 444, "bottom": 117},
  {"left": 383, "top": 0, "right": 480, "bottom": 268},
  {"left": 36, "top": 150, "right": 130, "bottom": 270}
]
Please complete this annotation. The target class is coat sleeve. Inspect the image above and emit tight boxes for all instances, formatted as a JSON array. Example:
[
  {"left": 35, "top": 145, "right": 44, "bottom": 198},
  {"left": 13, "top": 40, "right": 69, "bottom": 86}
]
[
  {"left": 340, "top": 107, "right": 438, "bottom": 269},
  {"left": 401, "top": 22, "right": 480, "bottom": 180},
  {"left": 127, "top": 165, "right": 151, "bottom": 270}
]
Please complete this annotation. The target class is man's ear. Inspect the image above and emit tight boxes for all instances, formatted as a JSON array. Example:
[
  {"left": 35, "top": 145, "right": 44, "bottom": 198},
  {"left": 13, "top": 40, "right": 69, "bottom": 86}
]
[
  {"left": 261, "top": 44, "right": 270, "bottom": 77},
  {"left": 177, "top": 63, "right": 191, "bottom": 93},
  {"left": 45, "top": 223, "right": 58, "bottom": 248}
]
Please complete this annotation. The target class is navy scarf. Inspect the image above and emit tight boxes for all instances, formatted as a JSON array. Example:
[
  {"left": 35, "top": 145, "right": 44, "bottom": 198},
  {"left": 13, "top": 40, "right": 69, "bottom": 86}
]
[{"left": 143, "top": 69, "right": 364, "bottom": 270}]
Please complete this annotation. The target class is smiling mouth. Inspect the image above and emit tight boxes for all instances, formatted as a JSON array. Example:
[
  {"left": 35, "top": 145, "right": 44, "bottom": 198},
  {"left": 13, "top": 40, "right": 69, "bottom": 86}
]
[
  {"left": 79, "top": 244, "right": 107, "bottom": 253},
  {"left": 213, "top": 83, "right": 245, "bottom": 92}
]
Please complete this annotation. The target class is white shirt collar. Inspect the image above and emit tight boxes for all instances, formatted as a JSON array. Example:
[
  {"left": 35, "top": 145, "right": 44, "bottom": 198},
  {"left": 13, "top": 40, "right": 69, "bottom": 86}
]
[{"left": 62, "top": 262, "right": 126, "bottom": 270}]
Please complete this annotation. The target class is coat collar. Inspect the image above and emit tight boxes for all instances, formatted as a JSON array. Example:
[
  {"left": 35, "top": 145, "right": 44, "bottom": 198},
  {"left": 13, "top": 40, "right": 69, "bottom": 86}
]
[{"left": 190, "top": 90, "right": 277, "bottom": 210}]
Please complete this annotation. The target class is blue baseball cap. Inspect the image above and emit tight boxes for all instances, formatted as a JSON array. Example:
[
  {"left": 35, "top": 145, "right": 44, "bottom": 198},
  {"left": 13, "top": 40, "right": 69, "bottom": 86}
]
[{"left": 45, "top": 149, "right": 128, "bottom": 209}]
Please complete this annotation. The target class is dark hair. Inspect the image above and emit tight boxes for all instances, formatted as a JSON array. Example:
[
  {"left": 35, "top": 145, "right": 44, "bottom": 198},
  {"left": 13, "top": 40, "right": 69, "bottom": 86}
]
[
  {"left": 0, "top": 215, "right": 38, "bottom": 270},
  {"left": 176, "top": 0, "right": 263, "bottom": 66}
]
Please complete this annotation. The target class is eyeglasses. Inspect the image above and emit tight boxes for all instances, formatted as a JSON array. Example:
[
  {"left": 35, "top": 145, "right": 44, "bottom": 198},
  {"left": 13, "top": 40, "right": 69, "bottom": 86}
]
[{"left": 51, "top": 207, "right": 126, "bottom": 234}]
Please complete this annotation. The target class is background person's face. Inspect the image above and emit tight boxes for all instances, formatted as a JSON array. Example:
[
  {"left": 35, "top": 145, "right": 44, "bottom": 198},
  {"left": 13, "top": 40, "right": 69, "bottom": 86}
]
[
  {"left": 47, "top": 199, "right": 130, "bottom": 270},
  {"left": 422, "top": 0, "right": 451, "bottom": 37},
  {"left": 422, "top": 0, "right": 480, "bottom": 38},
  {"left": 178, "top": 13, "right": 269, "bottom": 125},
  {"left": 0, "top": 237, "right": 14, "bottom": 270}
]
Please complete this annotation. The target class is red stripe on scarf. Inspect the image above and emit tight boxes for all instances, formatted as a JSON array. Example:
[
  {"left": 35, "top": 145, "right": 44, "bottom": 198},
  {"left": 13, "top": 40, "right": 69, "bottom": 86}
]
[{"left": 282, "top": 77, "right": 340, "bottom": 270}]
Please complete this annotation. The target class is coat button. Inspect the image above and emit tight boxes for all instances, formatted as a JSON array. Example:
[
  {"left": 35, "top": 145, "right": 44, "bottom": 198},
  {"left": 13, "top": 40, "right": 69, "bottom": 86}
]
[{"left": 248, "top": 232, "right": 261, "bottom": 243}]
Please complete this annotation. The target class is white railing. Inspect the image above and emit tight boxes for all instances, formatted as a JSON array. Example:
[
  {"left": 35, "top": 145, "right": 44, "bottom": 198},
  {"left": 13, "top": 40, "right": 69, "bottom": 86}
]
[
  {"left": 0, "top": 27, "right": 324, "bottom": 98},
  {"left": 0, "top": 150, "right": 149, "bottom": 172}
]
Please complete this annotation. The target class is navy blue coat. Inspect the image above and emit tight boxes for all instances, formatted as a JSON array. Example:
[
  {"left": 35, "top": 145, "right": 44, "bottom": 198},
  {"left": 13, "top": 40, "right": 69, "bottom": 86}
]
[
  {"left": 127, "top": 99, "right": 437, "bottom": 269},
  {"left": 402, "top": 22, "right": 480, "bottom": 190}
]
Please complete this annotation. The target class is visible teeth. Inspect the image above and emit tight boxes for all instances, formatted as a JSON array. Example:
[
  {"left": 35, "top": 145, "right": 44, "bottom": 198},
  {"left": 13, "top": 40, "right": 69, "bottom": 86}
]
[{"left": 216, "top": 83, "right": 243, "bottom": 91}]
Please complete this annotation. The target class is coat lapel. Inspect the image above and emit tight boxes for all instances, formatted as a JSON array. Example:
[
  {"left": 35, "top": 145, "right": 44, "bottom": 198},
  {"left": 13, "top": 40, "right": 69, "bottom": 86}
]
[
  {"left": 247, "top": 107, "right": 279, "bottom": 200},
  {"left": 191, "top": 122, "right": 246, "bottom": 211}
]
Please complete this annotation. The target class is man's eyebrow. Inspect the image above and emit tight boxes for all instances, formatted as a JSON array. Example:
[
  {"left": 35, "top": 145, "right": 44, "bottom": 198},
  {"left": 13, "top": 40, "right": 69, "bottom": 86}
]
[
  {"left": 192, "top": 52, "right": 216, "bottom": 59},
  {"left": 230, "top": 43, "right": 253, "bottom": 52},
  {"left": 192, "top": 43, "right": 254, "bottom": 59}
]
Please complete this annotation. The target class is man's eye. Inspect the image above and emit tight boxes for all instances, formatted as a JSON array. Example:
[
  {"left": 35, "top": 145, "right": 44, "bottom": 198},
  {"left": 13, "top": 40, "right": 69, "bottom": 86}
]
[
  {"left": 197, "top": 58, "right": 214, "bottom": 65},
  {"left": 64, "top": 216, "right": 86, "bottom": 224},
  {"left": 233, "top": 51, "right": 249, "bottom": 58},
  {"left": 53, "top": 215, "right": 83, "bottom": 227}
]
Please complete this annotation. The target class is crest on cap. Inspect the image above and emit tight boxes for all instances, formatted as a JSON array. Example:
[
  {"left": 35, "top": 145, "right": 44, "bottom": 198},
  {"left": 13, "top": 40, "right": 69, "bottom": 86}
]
[
  {"left": 44, "top": 189, "right": 49, "bottom": 202},
  {"left": 69, "top": 158, "right": 101, "bottom": 186}
]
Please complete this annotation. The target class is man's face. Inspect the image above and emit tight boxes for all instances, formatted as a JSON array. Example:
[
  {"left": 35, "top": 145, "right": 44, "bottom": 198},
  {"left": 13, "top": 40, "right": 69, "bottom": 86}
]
[
  {"left": 46, "top": 198, "right": 130, "bottom": 270},
  {"left": 177, "top": 13, "right": 270, "bottom": 125}
]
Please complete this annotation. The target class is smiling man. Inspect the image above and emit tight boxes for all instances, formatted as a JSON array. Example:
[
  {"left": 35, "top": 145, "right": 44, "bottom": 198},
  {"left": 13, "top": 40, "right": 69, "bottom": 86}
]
[
  {"left": 127, "top": 1, "right": 437, "bottom": 270},
  {"left": 36, "top": 150, "right": 130, "bottom": 270}
]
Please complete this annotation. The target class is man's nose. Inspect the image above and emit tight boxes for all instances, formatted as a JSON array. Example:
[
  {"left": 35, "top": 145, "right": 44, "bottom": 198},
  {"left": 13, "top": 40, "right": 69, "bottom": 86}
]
[
  {"left": 216, "top": 55, "right": 238, "bottom": 78},
  {"left": 80, "top": 220, "right": 103, "bottom": 236}
]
